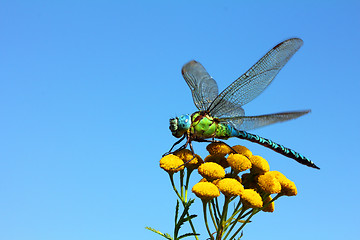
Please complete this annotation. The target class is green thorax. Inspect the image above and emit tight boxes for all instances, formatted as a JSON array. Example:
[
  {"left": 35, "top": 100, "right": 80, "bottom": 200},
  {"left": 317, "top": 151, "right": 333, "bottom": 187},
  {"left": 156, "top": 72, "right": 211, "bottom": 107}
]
[{"left": 189, "top": 112, "right": 232, "bottom": 139}]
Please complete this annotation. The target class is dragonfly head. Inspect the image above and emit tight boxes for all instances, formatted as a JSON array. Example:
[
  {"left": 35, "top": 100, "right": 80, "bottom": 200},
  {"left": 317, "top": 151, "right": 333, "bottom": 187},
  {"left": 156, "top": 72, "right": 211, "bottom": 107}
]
[{"left": 169, "top": 114, "right": 191, "bottom": 138}]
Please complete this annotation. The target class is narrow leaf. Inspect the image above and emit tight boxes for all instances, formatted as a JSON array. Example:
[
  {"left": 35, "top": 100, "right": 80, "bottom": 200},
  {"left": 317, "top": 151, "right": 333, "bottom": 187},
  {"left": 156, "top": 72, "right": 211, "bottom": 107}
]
[
  {"left": 178, "top": 232, "right": 200, "bottom": 239},
  {"left": 145, "top": 227, "right": 173, "bottom": 240},
  {"left": 179, "top": 215, "right": 197, "bottom": 225},
  {"left": 145, "top": 226, "right": 161, "bottom": 234},
  {"left": 164, "top": 233, "right": 173, "bottom": 240},
  {"left": 174, "top": 199, "right": 196, "bottom": 238}
]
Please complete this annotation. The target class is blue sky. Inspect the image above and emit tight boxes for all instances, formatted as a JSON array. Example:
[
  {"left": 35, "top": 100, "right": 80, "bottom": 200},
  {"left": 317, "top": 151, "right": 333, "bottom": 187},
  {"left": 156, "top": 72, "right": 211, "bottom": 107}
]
[{"left": 1, "top": 1, "right": 359, "bottom": 240}]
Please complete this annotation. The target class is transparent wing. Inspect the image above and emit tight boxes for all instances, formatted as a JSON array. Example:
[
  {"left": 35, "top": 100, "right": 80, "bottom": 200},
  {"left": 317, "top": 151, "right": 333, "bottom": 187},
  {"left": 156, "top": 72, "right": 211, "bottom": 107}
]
[
  {"left": 182, "top": 60, "right": 219, "bottom": 111},
  {"left": 208, "top": 38, "right": 304, "bottom": 117},
  {"left": 212, "top": 100, "right": 245, "bottom": 118},
  {"left": 219, "top": 110, "right": 310, "bottom": 131}
]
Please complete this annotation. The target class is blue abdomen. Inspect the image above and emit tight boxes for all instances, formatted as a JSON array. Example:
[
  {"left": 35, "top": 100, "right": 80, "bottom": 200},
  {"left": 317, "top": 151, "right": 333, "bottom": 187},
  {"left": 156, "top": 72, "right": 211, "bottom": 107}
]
[{"left": 232, "top": 129, "right": 319, "bottom": 169}]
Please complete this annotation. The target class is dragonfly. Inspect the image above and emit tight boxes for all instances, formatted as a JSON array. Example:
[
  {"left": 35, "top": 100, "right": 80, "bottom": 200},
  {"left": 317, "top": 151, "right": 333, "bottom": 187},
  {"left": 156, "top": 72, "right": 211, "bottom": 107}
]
[{"left": 167, "top": 38, "right": 319, "bottom": 169}]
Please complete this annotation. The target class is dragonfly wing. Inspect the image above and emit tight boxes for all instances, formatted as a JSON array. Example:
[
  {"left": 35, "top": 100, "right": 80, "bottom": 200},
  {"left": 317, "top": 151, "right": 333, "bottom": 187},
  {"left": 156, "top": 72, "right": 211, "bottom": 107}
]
[
  {"left": 208, "top": 38, "right": 304, "bottom": 117},
  {"left": 219, "top": 110, "right": 310, "bottom": 131},
  {"left": 182, "top": 60, "right": 219, "bottom": 111},
  {"left": 213, "top": 101, "right": 245, "bottom": 118}
]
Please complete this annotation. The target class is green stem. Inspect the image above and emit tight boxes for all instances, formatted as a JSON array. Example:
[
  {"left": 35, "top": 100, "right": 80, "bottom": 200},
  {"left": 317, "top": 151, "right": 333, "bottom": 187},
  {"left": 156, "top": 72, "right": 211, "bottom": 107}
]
[
  {"left": 214, "top": 197, "right": 221, "bottom": 217},
  {"left": 180, "top": 170, "right": 184, "bottom": 199},
  {"left": 208, "top": 200, "right": 218, "bottom": 231},
  {"left": 232, "top": 199, "right": 243, "bottom": 216},
  {"left": 224, "top": 199, "right": 243, "bottom": 229},
  {"left": 169, "top": 173, "right": 199, "bottom": 240},
  {"left": 183, "top": 169, "right": 199, "bottom": 240},
  {"left": 169, "top": 173, "right": 182, "bottom": 200},
  {"left": 184, "top": 168, "right": 193, "bottom": 202},
  {"left": 203, "top": 201, "right": 214, "bottom": 240},
  {"left": 271, "top": 193, "right": 283, "bottom": 202},
  {"left": 211, "top": 199, "right": 220, "bottom": 226},
  {"left": 216, "top": 196, "right": 230, "bottom": 240},
  {"left": 239, "top": 208, "right": 253, "bottom": 220},
  {"left": 223, "top": 207, "right": 247, "bottom": 240},
  {"left": 229, "top": 208, "right": 259, "bottom": 240},
  {"left": 221, "top": 197, "right": 237, "bottom": 233},
  {"left": 183, "top": 202, "right": 199, "bottom": 240}
]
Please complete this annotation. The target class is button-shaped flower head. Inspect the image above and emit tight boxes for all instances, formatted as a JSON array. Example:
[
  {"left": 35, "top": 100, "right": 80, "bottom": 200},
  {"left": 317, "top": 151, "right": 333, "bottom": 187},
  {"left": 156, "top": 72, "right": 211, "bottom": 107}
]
[
  {"left": 198, "top": 162, "right": 225, "bottom": 181},
  {"left": 192, "top": 182, "right": 220, "bottom": 201},
  {"left": 160, "top": 154, "right": 184, "bottom": 173}
]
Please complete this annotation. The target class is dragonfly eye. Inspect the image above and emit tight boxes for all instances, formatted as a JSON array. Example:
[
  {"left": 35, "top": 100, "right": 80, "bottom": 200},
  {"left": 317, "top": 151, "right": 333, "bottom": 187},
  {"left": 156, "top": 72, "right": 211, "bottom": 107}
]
[
  {"left": 178, "top": 115, "right": 191, "bottom": 128},
  {"left": 169, "top": 115, "right": 191, "bottom": 138}
]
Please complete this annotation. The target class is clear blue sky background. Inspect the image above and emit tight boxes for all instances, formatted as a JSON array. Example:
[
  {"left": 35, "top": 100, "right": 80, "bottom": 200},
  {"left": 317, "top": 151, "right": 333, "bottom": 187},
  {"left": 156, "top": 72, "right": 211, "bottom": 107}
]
[{"left": 1, "top": 1, "right": 359, "bottom": 240}]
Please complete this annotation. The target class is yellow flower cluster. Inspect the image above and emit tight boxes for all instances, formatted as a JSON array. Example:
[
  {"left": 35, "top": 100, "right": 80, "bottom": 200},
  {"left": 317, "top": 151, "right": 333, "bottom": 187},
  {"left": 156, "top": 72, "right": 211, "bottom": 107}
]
[{"left": 161, "top": 143, "right": 298, "bottom": 209}]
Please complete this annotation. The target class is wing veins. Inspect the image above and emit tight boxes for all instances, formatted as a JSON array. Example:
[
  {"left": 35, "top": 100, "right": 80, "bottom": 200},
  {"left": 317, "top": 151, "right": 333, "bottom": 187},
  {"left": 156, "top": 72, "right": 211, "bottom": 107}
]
[
  {"left": 219, "top": 110, "right": 310, "bottom": 131},
  {"left": 207, "top": 38, "right": 304, "bottom": 117}
]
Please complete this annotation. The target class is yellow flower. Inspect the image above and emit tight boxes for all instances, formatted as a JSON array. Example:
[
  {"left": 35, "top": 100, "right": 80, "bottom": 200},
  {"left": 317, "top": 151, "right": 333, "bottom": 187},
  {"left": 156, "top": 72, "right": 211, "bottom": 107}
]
[
  {"left": 240, "top": 189, "right": 263, "bottom": 208},
  {"left": 159, "top": 155, "right": 184, "bottom": 173},
  {"left": 206, "top": 142, "right": 232, "bottom": 156},
  {"left": 174, "top": 149, "right": 203, "bottom": 169},
  {"left": 262, "top": 195, "right": 275, "bottom": 212},
  {"left": 204, "top": 154, "right": 229, "bottom": 168},
  {"left": 271, "top": 171, "right": 287, "bottom": 182},
  {"left": 192, "top": 182, "right": 220, "bottom": 201},
  {"left": 174, "top": 149, "right": 192, "bottom": 160},
  {"left": 249, "top": 155, "right": 270, "bottom": 174},
  {"left": 281, "top": 179, "right": 297, "bottom": 196},
  {"left": 271, "top": 171, "right": 297, "bottom": 196},
  {"left": 257, "top": 172, "right": 281, "bottom": 194},
  {"left": 231, "top": 145, "right": 252, "bottom": 158},
  {"left": 198, "top": 162, "right": 225, "bottom": 181},
  {"left": 227, "top": 153, "right": 252, "bottom": 172},
  {"left": 217, "top": 178, "right": 244, "bottom": 197}
]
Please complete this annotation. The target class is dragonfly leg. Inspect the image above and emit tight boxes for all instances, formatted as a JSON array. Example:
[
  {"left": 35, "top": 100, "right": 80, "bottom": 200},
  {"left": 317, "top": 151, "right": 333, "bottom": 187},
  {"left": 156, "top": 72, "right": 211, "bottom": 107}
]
[
  {"left": 189, "top": 140, "right": 195, "bottom": 154},
  {"left": 173, "top": 140, "right": 197, "bottom": 170},
  {"left": 162, "top": 135, "right": 186, "bottom": 156}
]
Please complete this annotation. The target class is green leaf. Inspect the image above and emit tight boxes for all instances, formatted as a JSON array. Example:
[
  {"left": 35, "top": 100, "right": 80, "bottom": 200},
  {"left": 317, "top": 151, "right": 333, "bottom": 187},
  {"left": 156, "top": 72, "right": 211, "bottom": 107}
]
[
  {"left": 174, "top": 199, "right": 197, "bottom": 239},
  {"left": 164, "top": 233, "right": 173, "bottom": 240},
  {"left": 178, "top": 214, "right": 197, "bottom": 227},
  {"left": 178, "top": 233, "right": 200, "bottom": 239},
  {"left": 178, "top": 199, "right": 195, "bottom": 221},
  {"left": 145, "top": 227, "right": 173, "bottom": 240}
]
